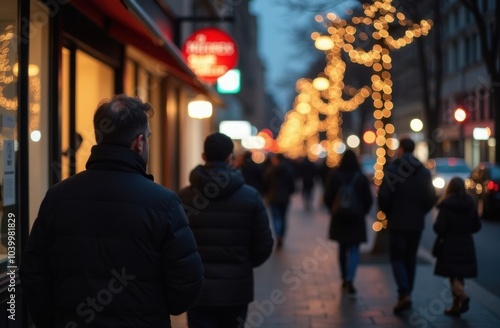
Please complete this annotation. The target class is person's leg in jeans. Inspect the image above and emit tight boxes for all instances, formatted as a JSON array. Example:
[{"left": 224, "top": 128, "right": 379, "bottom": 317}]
[
  {"left": 389, "top": 231, "right": 411, "bottom": 298},
  {"left": 338, "top": 243, "right": 347, "bottom": 284},
  {"left": 404, "top": 230, "right": 422, "bottom": 294},
  {"left": 270, "top": 205, "right": 284, "bottom": 247},
  {"left": 389, "top": 231, "right": 414, "bottom": 312},
  {"left": 346, "top": 243, "right": 360, "bottom": 282}
]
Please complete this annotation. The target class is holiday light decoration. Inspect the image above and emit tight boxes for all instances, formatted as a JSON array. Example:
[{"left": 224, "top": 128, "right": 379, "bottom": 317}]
[
  {"left": 342, "top": 0, "right": 432, "bottom": 185},
  {"left": 0, "top": 24, "right": 41, "bottom": 137},
  {"left": 0, "top": 25, "right": 18, "bottom": 111},
  {"left": 278, "top": 0, "right": 432, "bottom": 182},
  {"left": 277, "top": 16, "right": 370, "bottom": 167}
]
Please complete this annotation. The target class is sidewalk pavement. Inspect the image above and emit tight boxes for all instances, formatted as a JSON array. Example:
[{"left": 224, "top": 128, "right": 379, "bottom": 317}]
[{"left": 171, "top": 190, "right": 500, "bottom": 328}]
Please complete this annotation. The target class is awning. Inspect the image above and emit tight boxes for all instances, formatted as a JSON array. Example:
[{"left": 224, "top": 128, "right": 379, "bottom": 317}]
[{"left": 70, "top": 0, "right": 222, "bottom": 105}]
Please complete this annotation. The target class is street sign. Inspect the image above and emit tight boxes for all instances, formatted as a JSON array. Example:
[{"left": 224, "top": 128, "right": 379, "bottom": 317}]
[{"left": 181, "top": 27, "right": 238, "bottom": 84}]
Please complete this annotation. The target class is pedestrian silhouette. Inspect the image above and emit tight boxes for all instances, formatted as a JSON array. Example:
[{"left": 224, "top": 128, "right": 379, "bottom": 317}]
[
  {"left": 433, "top": 176, "right": 481, "bottom": 316},
  {"left": 234, "top": 150, "right": 264, "bottom": 193},
  {"left": 19, "top": 95, "right": 204, "bottom": 327},
  {"left": 299, "top": 157, "right": 317, "bottom": 211},
  {"left": 178, "top": 132, "right": 273, "bottom": 327},
  {"left": 378, "top": 137, "right": 437, "bottom": 313},
  {"left": 323, "top": 149, "right": 373, "bottom": 295},
  {"left": 262, "top": 153, "right": 296, "bottom": 249}
]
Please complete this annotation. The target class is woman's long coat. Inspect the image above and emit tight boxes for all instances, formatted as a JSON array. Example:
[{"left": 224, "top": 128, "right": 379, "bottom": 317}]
[{"left": 433, "top": 194, "right": 481, "bottom": 278}]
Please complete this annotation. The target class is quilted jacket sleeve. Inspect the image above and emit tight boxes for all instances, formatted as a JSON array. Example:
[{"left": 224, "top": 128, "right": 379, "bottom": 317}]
[
  {"left": 161, "top": 197, "right": 204, "bottom": 315},
  {"left": 250, "top": 194, "right": 274, "bottom": 267},
  {"left": 19, "top": 199, "right": 55, "bottom": 328}
]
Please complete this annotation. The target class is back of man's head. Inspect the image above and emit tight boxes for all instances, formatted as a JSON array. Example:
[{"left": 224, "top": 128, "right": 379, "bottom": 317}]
[
  {"left": 399, "top": 137, "right": 415, "bottom": 154},
  {"left": 204, "top": 132, "right": 234, "bottom": 162},
  {"left": 94, "top": 94, "right": 153, "bottom": 147}
]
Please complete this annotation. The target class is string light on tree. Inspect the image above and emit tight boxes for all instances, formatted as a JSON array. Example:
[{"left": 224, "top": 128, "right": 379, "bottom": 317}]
[
  {"left": 277, "top": 16, "right": 370, "bottom": 167},
  {"left": 342, "top": 0, "right": 432, "bottom": 185}
]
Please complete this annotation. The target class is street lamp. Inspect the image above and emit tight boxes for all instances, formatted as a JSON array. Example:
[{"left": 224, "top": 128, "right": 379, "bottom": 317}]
[
  {"left": 454, "top": 107, "right": 467, "bottom": 157},
  {"left": 454, "top": 107, "right": 467, "bottom": 123}
]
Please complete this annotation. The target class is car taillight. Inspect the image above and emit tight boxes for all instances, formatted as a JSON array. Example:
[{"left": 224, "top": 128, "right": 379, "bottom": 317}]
[{"left": 487, "top": 181, "right": 499, "bottom": 192}]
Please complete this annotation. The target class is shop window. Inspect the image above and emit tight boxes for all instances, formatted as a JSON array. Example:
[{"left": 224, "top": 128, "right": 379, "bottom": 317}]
[
  {"left": 61, "top": 48, "right": 114, "bottom": 180},
  {"left": 0, "top": 0, "right": 18, "bottom": 276},
  {"left": 29, "top": 0, "right": 50, "bottom": 229}
]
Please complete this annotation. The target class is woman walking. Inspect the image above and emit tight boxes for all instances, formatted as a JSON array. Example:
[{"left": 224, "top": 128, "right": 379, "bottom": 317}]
[
  {"left": 433, "top": 177, "right": 481, "bottom": 315},
  {"left": 323, "top": 150, "right": 373, "bottom": 295}
]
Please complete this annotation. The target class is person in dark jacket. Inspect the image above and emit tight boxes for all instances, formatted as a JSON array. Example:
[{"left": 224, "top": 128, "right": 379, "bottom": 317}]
[
  {"left": 178, "top": 132, "right": 273, "bottom": 328},
  {"left": 19, "top": 95, "right": 204, "bottom": 328},
  {"left": 235, "top": 150, "right": 264, "bottom": 192},
  {"left": 433, "top": 177, "right": 481, "bottom": 316},
  {"left": 262, "top": 153, "right": 296, "bottom": 249},
  {"left": 378, "top": 137, "right": 437, "bottom": 313},
  {"left": 323, "top": 150, "right": 373, "bottom": 295},
  {"left": 300, "top": 157, "right": 317, "bottom": 211}
]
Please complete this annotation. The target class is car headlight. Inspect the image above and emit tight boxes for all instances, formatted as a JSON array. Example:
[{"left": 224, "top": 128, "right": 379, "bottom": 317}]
[{"left": 433, "top": 177, "right": 446, "bottom": 189}]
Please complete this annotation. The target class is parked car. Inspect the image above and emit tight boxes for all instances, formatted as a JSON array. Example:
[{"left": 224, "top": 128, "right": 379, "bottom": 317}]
[
  {"left": 425, "top": 157, "right": 471, "bottom": 194},
  {"left": 466, "top": 162, "right": 500, "bottom": 219}
]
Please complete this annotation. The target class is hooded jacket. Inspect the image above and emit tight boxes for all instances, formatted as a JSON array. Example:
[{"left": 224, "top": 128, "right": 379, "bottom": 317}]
[
  {"left": 378, "top": 153, "right": 437, "bottom": 231},
  {"left": 178, "top": 162, "right": 273, "bottom": 307},
  {"left": 433, "top": 194, "right": 481, "bottom": 278},
  {"left": 19, "top": 144, "right": 204, "bottom": 328}
]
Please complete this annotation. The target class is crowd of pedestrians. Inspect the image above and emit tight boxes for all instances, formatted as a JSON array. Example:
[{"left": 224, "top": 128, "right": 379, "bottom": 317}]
[{"left": 19, "top": 95, "right": 482, "bottom": 327}]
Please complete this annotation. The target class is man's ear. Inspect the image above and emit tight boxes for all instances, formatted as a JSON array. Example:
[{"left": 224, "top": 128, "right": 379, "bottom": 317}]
[
  {"left": 131, "top": 134, "right": 144, "bottom": 153},
  {"left": 202, "top": 152, "right": 207, "bottom": 162}
]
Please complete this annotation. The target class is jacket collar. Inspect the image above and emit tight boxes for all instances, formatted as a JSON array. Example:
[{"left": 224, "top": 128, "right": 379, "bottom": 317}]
[{"left": 86, "top": 144, "right": 154, "bottom": 181}]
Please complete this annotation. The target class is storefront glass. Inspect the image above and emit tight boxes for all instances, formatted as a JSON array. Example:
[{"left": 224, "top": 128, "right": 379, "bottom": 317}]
[
  {"left": 29, "top": 0, "right": 50, "bottom": 228},
  {"left": 0, "top": 0, "right": 18, "bottom": 276},
  {"left": 60, "top": 48, "right": 114, "bottom": 179}
]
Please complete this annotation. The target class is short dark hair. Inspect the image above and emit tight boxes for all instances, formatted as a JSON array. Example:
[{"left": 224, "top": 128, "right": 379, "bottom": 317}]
[
  {"left": 399, "top": 137, "right": 415, "bottom": 153},
  {"left": 204, "top": 132, "right": 234, "bottom": 162},
  {"left": 93, "top": 94, "right": 153, "bottom": 147}
]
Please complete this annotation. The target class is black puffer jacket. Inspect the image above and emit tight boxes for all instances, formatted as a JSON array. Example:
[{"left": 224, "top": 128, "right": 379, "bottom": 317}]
[
  {"left": 20, "top": 145, "right": 204, "bottom": 328},
  {"left": 378, "top": 154, "right": 437, "bottom": 231},
  {"left": 178, "top": 162, "right": 273, "bottom": 307},
  {"left": 433, "top": 194, "right": 481, "bottom": 278}
]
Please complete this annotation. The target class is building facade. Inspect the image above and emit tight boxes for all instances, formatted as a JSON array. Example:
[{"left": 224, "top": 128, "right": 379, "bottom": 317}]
[{"left": 0, "top": 0, "right": 241, "bottom": 326}]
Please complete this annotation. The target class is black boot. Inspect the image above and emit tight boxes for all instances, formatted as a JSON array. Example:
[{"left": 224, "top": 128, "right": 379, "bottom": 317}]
[{"left": 444, "top": 296, "right": 461, "bottom": 316}]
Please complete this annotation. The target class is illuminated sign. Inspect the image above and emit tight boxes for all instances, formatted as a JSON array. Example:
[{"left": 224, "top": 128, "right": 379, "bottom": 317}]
[
  {"left": 217, "top": 69, "right": 241, "bottom": 94},
  {"left": 182, "top": 28, "right": 238, "bottom": 84}
]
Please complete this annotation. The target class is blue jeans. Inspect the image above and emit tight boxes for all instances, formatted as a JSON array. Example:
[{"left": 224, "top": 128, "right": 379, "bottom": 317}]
[
  {"left": 270, "top": 203, "right": 289, "bottom": 238},
  {"left": 338, "top": 243, "right": 360, "bottom": 282},
  {"left": 187, "top": 304, "right": 248, "bottom": 328},
  {"left": 389, "top": 230, "right": 422, "bottom": 298}
]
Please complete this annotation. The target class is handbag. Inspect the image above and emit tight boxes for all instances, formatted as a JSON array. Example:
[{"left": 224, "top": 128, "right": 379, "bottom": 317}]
[{"left": 432, "top": 236, "right": 445, "bottom": 258}]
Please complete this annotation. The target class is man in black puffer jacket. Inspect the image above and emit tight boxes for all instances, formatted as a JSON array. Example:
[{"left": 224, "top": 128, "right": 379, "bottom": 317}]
[
  {"left": 178, "top": 132, "right": 273, "bottom": 328},
  {"left": 378, "top": 137, "right": 437, "bottom": 314},
  {"left": 19, "top": 95, "right": 204, "bottom": 328}
]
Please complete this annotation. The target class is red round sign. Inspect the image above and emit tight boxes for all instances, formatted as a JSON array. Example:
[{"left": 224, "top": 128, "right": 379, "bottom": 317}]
[{"left": 181, "top": 27, "right": 239, "bottom": 84}]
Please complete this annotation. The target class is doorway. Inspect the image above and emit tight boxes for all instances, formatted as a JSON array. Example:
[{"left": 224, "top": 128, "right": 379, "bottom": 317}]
[{"left": 60, "top": 46, "right": 115, "bottom": 180}]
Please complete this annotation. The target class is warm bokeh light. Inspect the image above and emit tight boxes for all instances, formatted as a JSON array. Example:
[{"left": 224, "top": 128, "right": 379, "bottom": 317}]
[
  {"left": 454, "top": 107, "right": 466, "bottom": 123},
  {"left": 346, "top": 135, "right": 360, "bottom": 148},
  {"left": 410, "top": 118, "right": 423, "bottom": 132},
  {"left": 363, "top": 131, "right": 376, "bottom": 144},
  {"left": 312, "top": 76, "right": 330, "bottom": 91},
  {"left": 314, "top": 35, "right": 334, "bottom": 50}
]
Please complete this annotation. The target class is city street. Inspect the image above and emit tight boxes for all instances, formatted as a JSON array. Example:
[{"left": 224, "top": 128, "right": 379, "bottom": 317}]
[{"left": 171, "top": 184, "right": 500, "bottom": 327}]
